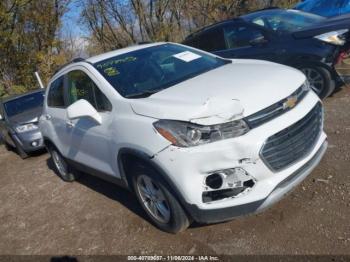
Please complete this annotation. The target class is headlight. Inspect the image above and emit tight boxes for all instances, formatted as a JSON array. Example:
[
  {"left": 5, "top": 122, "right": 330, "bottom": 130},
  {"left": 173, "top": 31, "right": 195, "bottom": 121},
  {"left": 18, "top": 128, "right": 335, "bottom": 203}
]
[
  {"left": 153, "top": 119, "right": 249, "bottom": 147},
  {"left": 315, "top": 29, "right": 348, "bottom": 46},
  {"left": 16, "top": 123, "right": 38, "bottom": 133}
]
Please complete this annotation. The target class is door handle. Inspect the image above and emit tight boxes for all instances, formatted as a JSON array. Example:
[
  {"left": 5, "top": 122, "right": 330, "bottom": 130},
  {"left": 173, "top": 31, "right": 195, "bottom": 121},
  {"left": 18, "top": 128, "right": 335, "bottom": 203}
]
[
  {"left": 66, "top": 121, "right": 75, "bottom": 128},
  {"left": 45, "top": 114, "right": 52, "bottom": 120}
]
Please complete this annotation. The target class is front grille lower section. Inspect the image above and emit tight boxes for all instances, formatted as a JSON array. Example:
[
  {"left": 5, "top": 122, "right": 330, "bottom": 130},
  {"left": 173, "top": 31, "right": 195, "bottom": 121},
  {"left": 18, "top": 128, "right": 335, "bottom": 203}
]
[{"left": 260, "top": 102, "right": 323, "bottom": 172}]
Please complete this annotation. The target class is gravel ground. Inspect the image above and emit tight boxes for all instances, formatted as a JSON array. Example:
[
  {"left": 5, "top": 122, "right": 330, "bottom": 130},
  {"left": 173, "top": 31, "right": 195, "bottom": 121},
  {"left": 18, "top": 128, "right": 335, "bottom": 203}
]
[{"left": 0, "top": 88, "right": 349, "bottom": 256}]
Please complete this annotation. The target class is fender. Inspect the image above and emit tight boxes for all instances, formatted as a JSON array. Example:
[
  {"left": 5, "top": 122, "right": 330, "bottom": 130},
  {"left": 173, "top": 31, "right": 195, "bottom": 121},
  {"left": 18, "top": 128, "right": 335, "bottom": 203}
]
[{"left": 117, "top": 148, "right": 193, "bottom": 217}]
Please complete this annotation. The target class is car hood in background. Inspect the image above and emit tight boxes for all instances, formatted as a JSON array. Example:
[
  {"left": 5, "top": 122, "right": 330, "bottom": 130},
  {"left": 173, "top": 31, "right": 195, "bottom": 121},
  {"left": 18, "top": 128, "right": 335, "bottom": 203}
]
[
  {"left": 293, "top": 14, "right": 350, "bottom": 39},
  {"left": 129, "top": 60, "right": 305, "bottom": 125},
  {"left": 8, "top": 107, "right": 43, "bottom": 126}
]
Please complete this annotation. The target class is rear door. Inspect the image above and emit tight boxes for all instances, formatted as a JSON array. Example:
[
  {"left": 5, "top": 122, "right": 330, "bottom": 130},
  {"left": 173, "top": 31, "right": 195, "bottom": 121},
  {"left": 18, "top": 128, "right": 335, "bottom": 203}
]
[{"left": 44, "top": 76, "right": 71, "bottom": 155}]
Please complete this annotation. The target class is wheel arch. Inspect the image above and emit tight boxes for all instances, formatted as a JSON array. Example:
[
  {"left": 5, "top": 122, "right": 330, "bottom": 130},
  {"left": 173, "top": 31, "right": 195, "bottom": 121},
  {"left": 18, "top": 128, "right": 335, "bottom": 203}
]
[
  {"left": 290, "top": 59, "right": 338, "bottom": 79},
  {"left": 117, "top": 148, "right": 192, "bottom": 217}
]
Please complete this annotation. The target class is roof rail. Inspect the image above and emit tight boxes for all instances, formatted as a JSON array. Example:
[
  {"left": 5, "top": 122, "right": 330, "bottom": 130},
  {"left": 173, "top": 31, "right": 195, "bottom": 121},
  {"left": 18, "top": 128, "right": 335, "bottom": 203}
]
[
  {"left": 251, "top": 6, "right": 280, "bottom": 12},
  {"left": 184, "top": 19, "right": 238, "bottom": 40},
  {"left": 137, "top": 41, "right": 152, "bottom": 45},
  {"left": 53, "top": 57, "right": 88, "bottom": 75}
]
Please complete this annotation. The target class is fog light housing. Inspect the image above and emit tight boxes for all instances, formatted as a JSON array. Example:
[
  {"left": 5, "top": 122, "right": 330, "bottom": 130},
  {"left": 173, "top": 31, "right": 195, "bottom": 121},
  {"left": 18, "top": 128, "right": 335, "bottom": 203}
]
[
  {"left": 203, "top": 168, "right": 256, "bottom": 203},
  {"left": 205, "top": 173, "right": 223, "bottom": 189},
  {"left": 31, "top": 141, "right": 38, "bottom": 147}
]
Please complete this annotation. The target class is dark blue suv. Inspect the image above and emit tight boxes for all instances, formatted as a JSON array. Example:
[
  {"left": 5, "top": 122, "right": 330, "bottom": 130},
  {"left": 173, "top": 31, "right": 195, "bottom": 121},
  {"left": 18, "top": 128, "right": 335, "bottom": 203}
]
[{"left": 295, "top": 0, "right": 350, "bottom": 17}]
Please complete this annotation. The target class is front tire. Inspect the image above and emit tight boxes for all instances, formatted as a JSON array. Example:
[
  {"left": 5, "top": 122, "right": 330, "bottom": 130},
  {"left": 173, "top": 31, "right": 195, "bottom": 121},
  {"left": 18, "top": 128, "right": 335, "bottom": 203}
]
[
  {"left": 300, "top": 66, "right": 335, "bottom": 99},
  {"left": 48, "top": 146, "right": 78, "bottom": 182},
  {"left": 131, "top": 164, "right": 190, "bottom": 233}
]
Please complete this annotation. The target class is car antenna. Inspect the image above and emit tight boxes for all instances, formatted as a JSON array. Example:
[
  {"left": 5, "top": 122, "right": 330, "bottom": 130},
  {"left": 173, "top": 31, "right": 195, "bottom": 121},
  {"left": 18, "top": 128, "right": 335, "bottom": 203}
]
[{"left": 34, "top": 71, "right": 45, "bottom": 89}]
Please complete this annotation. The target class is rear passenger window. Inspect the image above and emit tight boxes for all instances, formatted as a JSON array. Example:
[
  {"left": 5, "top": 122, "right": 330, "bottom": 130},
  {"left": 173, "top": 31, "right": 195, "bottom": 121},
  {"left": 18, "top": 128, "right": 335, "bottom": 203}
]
[
  {"left": 200, "top": 29, "right": 226, "bottom": 52},
  {"left": 48, "top": 77, "right": 65, "bottom": 108},
  {"left": 67, "top": 70, "right": 112, "bottom": 112}
]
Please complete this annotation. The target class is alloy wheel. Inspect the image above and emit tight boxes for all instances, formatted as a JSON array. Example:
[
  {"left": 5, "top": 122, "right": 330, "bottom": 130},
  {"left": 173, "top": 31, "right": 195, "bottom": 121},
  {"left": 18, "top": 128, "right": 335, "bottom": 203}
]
[
  {"left": 51, "top": 150, "right": 68, "bottom": 177},
  {"left": 301, "top": 68, "right": 324, "bottom": 95},
  {"left": 136, "top": 175, "right": 171, "bottom": 224}
]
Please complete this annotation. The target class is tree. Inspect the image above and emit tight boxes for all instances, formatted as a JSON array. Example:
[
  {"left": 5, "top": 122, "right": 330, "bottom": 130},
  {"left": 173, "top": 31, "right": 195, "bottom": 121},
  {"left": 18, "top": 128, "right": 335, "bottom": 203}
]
[
  {"left": 80, "top": 0, "right": 299, "bottom": 56},
  {"left": 0, "top": 0, "right": 71, "bottom": 96}
]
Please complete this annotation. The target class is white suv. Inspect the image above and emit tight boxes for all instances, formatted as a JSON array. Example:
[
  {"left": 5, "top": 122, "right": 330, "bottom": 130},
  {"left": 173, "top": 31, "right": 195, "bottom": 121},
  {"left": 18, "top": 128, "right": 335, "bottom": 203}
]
[{"left": 40, "top": 43, "right": 328, "bottom": 233}]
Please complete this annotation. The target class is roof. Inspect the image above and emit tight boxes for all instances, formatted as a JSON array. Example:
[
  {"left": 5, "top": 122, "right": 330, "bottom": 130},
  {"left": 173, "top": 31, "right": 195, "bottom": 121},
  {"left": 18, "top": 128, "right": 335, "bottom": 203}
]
[
  {"left": 1, "top": 88, "right": 45, "bottom": 103},
  {"left": 51, "top": 42, "right": 165, "bottom": 78},
  {"left": 86, "top": 42, "right": 165, "bottom": 64},
  {"left": 184, "top": 19, "right": 238, "bottom": 40},
  {"left": 184, "top": 7, "right": 282, "bottom": 41}
]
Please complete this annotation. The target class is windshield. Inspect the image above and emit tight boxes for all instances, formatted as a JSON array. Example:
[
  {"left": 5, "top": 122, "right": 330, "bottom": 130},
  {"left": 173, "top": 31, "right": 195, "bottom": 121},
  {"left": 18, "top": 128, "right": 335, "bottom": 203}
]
[
  {"left": 243, "top": 9, "right": 325, "bottom": 32},
  {"left": 94, "top": 43, "right": 231, "bottom": 98},
  {"left": 4, "top": 91, "right": 44, "bottom": 118}
]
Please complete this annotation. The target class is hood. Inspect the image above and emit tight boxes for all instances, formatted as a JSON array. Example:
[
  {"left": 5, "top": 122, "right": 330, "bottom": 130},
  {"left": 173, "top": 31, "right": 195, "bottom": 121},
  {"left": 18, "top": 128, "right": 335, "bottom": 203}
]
[
  {"left": 8, "top": 107, "right": 43, "bottom": 126},
  {"left": 129, "top": 60, "right": 305, "bottom": 125},
  {"left": 294, "top": 15, "right": 350, "bottom": 39}
]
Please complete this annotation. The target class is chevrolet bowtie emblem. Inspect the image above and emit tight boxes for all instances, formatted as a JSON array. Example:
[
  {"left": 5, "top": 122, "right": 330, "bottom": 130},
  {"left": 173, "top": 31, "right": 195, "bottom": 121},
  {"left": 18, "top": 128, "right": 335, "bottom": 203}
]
[{"left": 283, "top": 96, "right": 298, "bottom": 109}]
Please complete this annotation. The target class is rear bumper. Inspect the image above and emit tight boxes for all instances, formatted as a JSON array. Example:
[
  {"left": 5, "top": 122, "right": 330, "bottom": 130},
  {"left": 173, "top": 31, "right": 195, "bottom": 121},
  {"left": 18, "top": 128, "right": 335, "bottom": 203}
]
[{"left": 186, "top": 140, "right": 328, "bottom": 224}]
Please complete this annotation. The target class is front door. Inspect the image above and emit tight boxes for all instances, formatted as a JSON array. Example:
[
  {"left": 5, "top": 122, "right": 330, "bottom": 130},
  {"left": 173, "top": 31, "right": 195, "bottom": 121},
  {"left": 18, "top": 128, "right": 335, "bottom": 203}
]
[
  {"left": 214, "top": 23, "right": 278, "bottom": 61},
  {"left": 64, "top": 68, "right": 115, "bottom": 176}
]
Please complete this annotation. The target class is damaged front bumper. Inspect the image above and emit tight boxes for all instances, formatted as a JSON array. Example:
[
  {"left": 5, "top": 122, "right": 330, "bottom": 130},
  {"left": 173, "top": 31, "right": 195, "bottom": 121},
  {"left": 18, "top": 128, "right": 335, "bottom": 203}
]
[
  {"left": 151, "top": 92, "right": 327, "bottom": 223},
  {"left": 186, "top": 140, "right": 327, "bottom": 224},
  {"left": 335, "top": 47, "right": 350, "bottom": 86}
]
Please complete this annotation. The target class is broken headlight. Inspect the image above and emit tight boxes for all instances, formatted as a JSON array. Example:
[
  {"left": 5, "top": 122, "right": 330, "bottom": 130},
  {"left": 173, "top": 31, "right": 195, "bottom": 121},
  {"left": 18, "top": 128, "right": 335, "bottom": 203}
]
[
  {"left": 153, "top": 119, "right": 249, "bottom": 147},
  {"left": 315, "top": 29, "right": 349, "bottom": 46}
]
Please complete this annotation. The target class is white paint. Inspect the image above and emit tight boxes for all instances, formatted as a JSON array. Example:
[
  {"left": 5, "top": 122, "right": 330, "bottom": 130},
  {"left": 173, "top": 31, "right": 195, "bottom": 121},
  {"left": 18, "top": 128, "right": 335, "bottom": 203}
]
[
  {"left": 173, "top": 51, "right": 201, "bottom": 62},
  {"left": 35, "top": 72, "right": 45, "bottom": 89},
  {"left": 40, "top": 42, "right": 327, "bottom": 228},
  {"left": 67, "top": 99, "right": 102, "bottom": 125}
]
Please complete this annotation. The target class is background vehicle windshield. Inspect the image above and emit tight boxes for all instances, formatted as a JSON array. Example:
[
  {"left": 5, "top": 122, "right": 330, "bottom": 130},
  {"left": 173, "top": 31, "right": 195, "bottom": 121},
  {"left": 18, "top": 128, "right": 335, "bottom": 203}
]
[
  {"left": 4, "top": 91, "right": 44, "bottom": 118},
  {"left": 243, "top": 9, "right": 325, "bottom": 32},
  {"left": 94, "top": 43, "right": 230, "bottom": 98}
]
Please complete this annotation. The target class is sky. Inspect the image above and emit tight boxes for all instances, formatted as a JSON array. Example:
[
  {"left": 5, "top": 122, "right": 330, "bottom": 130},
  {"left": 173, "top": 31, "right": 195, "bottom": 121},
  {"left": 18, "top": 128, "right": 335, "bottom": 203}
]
[{"left": 62, "top": 0, "right": 87, "bottom": 38}]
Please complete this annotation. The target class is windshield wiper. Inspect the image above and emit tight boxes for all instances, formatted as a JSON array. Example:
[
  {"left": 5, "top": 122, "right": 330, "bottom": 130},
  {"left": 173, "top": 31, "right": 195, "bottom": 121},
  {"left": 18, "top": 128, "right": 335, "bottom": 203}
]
[{"left": 125, "top": 89, "right": 161, "bottom": 99}]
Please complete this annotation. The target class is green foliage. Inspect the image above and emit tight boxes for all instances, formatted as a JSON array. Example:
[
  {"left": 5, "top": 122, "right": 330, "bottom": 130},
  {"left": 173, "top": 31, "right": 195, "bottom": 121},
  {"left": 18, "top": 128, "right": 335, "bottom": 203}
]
[
  {"left": 0, "top": 0, "right": 301, "bottom": 96},
  {"left": 81, "top": 0, "right": 301, "bottom": 55},
  {"left": 0, "top": 0, "right": 70, "bottom": 97}
]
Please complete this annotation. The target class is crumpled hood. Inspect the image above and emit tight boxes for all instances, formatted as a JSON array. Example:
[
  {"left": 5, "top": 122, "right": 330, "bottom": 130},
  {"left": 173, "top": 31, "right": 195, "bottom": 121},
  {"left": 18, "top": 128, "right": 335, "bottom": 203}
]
[{"left": 129, "top": 60, "right": 306, "bottom": 125}]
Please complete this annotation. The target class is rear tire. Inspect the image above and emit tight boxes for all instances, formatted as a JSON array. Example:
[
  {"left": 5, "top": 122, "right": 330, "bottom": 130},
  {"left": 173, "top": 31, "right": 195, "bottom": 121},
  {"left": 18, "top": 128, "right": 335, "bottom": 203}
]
[
  {"left": 299, "top": 66, "right": 335, "bottom": 99},
  {"left": 48, "top": 146, "right": 79, "bottom": 182},
  {"left": 131, "top": 163, "right": 190, "bottom": 233}
]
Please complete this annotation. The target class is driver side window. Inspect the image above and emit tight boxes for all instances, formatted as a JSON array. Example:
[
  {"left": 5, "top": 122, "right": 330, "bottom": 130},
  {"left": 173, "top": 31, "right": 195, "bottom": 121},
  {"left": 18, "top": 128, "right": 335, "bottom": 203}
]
[
  {"left": 223, "top": 25, "right": 265, "bottom": 49},
  {"left": 67, "top": 70, "right": 112, "bottom": 112}
]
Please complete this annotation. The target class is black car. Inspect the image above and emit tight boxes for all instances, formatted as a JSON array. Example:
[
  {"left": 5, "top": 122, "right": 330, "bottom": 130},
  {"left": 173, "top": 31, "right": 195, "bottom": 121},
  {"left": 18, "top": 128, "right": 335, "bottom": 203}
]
[
  {"left": 183, "top": 8, "right": 350, "bottom": 99},
  {"left": 0, "top": 89, "right": 45, "bottom": 159}
]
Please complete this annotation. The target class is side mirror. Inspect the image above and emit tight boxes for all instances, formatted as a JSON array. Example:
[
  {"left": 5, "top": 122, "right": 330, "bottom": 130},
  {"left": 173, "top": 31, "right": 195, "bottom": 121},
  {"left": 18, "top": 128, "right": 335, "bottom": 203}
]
[
  {"left": 0, "top": 114, "right": 3, "bottom": 121},
  {"left": 67, "top": 99, "right": 102, "bottom": 125},
  {"left": 249, "top": 35, "right": 268, "bottom": 46}
]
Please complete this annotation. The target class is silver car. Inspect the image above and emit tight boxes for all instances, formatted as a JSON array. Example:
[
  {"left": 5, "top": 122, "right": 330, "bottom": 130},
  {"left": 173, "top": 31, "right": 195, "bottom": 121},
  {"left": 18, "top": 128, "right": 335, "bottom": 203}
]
[{"left": 0, "top": 89, "right": 45, "bottom": 159}]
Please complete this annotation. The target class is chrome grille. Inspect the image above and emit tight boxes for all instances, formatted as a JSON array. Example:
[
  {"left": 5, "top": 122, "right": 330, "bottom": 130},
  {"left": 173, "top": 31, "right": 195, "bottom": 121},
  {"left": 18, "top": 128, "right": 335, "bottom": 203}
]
[
  {"left": 260, "top": 102, "right": 323, "bottom": 172},
  {"left": 245, "top": 84, "right": 308, "bottom": 129}
]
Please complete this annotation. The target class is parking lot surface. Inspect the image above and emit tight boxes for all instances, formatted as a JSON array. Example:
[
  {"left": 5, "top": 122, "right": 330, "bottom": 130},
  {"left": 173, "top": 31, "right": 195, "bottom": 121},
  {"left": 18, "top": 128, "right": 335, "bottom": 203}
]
[{"left": 0, "top": 88, "right": 349, "bottom": 255}]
